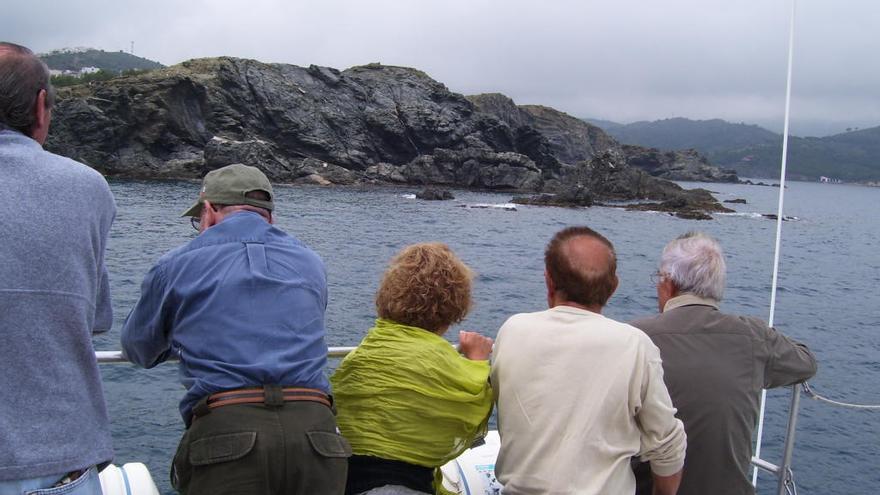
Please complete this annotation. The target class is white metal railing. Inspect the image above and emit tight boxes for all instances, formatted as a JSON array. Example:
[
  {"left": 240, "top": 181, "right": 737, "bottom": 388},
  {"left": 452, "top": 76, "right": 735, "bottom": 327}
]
[
  {"left": 750, "top": 385, "right": 802, "bottom": 495},
  {"left": 95, "top": 347, "right": 358, "bottom": 364},
  {"left": 100, "top": 347, "right": 879, "bottom": 495}
]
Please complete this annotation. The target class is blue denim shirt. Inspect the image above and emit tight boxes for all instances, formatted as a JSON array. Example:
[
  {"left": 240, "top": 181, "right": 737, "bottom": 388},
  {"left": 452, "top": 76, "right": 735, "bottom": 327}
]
[{"left": 121, "top": 211, "right": 331, "bottom": 424}]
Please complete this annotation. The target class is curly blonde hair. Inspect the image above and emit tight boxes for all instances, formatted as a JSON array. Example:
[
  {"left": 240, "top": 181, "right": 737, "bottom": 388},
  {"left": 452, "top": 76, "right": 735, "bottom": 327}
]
[{"left": 375, "top": 243, "right": 474, "bottom": 333}]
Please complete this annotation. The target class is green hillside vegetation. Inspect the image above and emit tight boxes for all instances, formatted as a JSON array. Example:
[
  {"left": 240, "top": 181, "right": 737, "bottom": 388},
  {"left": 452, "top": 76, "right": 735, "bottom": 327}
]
[
  {"left": 589, "top": 117, "right": 880, "bottom": 181},
  {"left": 710, "top": 127, "right": 880, "bottom": 181},
  {"left": 40, "top": 48, "right": 163, "bottom": 73}
]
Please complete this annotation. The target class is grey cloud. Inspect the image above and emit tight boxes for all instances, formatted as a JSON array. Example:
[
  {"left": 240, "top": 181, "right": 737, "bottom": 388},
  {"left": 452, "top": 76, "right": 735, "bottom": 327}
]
[{"left": 3, "top": 0, "right": 878, "bottom": 136}]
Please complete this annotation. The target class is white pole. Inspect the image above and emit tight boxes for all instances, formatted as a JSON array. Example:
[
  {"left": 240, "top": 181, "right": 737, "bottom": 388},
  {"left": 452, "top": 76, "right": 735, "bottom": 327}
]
[{"left": 753, "top": 0, "right": 797, "bottom": 488}]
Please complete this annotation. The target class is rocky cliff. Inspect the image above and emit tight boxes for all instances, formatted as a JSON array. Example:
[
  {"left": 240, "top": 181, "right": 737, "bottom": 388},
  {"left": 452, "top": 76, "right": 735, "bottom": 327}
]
[
  {"left": 47, "top": 57, "right": 554, "bottom": 189},
  {"left": 468, "top": 93, "right": 737, "bottom": 183},
  {"left": 45, "top": 56, "right": 733, "bottom": 215},
  {"left": 621, "top": 145, "right": 739, "bottom": 183},
  {"left": 468, "top": 93, "right": 617, "bottom": 165}
]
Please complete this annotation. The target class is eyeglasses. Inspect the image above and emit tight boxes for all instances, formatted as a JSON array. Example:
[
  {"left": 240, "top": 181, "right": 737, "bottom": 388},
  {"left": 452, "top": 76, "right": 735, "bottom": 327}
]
[
  {"left": 650, "top": 271, "right": 667, "bottom": 285},
  {"left": 190, "top": 204, "right": 220, "bottom": 231}
]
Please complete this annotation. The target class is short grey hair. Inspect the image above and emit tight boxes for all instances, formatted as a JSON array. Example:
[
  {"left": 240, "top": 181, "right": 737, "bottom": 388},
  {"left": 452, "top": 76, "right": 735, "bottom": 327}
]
[
  {"left": 659, "top": 231, "right": 726, "bottom": 301},
  {"left": 0, "top": 42, "right": 56, "bottom": 135}
]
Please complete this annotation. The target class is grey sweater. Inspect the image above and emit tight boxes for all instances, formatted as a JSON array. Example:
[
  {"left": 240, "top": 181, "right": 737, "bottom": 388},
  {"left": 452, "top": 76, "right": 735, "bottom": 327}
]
[{"left": 0, "top": 129, "right": 115, "bottom": 480}]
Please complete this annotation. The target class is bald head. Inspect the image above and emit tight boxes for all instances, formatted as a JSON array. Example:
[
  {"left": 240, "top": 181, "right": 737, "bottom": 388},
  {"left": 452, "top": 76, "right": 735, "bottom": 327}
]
[
  {"left": 544, "top": 226, "right": 618, "bottom": 311},
  {"left": 0, "top": 42, "right": 55, "bottom": 141}
]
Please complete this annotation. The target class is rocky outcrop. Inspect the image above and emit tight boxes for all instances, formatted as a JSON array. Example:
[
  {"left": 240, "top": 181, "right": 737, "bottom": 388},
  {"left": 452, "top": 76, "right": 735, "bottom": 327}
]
[
  {"left": 468, "top": 93, "right": 737, "bottom": 183},
  {"left": 621, "top": 145, "right": 739, "bottom": 183},
  {"left": 45, "top": 57, "right": 732, "bottom": 217},
  {"left": 467, "top": 94, "right": 615, "bottom": 168},
  {"left": 416, "top": 187, "right": 454, "bottom": 200},
  {"left": 514, "top": 152, "right": 734, "bottom": 219},
  {"left": 46, "top": 58, "right": 554, "bottom": 191}
]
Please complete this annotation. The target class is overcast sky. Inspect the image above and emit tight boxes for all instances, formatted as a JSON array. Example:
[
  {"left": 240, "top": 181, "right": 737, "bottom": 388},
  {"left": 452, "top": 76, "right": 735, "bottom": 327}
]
[{"left": 4, "top": 0, "right": 878, "bottom": 136}]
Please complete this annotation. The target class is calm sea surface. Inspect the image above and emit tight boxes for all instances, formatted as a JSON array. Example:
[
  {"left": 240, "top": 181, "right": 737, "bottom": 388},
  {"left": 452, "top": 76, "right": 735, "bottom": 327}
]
[{"left": 95, "top": 179, "right": 880, "bottom": 494}]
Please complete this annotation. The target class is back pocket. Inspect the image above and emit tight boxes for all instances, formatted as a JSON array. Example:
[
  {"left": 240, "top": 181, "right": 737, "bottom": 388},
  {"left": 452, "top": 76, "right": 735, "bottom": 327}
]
[
  {"left": 306, "top": 430, "right": 352, "bottom": 458},
  {"left": 189, "top": 431, "right": 257, "bottom": 466}
]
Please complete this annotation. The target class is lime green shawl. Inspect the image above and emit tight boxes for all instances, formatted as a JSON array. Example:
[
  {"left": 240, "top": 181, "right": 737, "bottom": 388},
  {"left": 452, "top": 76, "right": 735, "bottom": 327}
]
[{"left": 331, "top": 318, "right": 493, "bottom": 477}]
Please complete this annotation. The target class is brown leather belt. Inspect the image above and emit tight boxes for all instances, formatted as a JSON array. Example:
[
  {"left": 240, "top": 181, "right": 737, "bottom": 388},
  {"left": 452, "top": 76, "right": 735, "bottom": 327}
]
[{"left": 206, "top": 387, "right": 332, "bottom": 410}]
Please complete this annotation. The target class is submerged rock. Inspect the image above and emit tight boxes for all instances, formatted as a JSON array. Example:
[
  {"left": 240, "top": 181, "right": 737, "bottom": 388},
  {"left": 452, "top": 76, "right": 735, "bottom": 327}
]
[
  {"left": 674, "top": 210, "right": 714, "bottom": 220},
  {"left": 416, "top": 188, "right": 454, "bottom": 200},
  {"left": 762, "top": 213, "right": 798, "bottom": 221},
  {"left": 742, "top": 180, "right": 780, "bottom": 187},
  {"left": 724, "top": 198, "right": 748, "bottom": 204},
  {"left": 456, "top": 203, "right": 517, "bottom": 211},
  {"left": 512, "top": 183, "right": 593, "bottom": 207}
]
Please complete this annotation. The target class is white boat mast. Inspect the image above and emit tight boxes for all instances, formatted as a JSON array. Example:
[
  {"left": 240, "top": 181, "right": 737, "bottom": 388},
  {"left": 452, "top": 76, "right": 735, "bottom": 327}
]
[{"left": 753, "top": 0, "right": 798, "bottom": 491}]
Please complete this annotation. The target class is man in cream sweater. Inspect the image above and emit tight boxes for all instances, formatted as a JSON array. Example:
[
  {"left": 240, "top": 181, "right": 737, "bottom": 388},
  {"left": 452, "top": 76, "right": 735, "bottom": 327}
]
[{"left": 491, "top": 226, "right": 686, "bottom": 495}]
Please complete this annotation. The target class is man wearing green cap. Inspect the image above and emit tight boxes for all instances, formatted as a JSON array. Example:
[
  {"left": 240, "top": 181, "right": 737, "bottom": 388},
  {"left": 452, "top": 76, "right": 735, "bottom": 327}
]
[{"left": 122, "top": 163, "right": 349, "bottom": 495}]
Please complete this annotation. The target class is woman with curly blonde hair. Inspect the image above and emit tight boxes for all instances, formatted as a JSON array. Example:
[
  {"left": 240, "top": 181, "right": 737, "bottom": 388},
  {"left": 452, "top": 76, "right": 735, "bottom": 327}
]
[{"left": 331, "top": 243, "right": 494, "bottom": 495}]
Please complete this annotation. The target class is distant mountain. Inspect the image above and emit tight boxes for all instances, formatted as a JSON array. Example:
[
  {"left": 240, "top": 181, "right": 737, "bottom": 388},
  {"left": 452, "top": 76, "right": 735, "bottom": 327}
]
[
  {"left": 582, "top": 118, "right": 624, "bottom": 131},
  {"left": 587, "top": 117, "right": 880, "bottom": 181},
  {"left": 710, "top": 126, "right": 880, "bottom": 181},
  {"left": 595, "top": 117, "right": 779, "bottom": 153},
  {"left": 40, "top": 48, "right": 164, "bottom": 73}
]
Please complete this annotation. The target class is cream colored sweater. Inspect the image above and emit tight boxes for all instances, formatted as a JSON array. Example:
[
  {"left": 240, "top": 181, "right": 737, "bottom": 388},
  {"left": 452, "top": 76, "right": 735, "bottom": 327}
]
[{"left": 491, "top": 306, "right": 686, "bottom": 494}]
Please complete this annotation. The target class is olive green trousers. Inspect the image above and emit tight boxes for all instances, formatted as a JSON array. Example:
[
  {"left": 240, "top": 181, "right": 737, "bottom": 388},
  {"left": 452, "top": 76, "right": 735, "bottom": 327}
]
[{"left": 172, "top": 401, "right": 351, "bottom": 494}]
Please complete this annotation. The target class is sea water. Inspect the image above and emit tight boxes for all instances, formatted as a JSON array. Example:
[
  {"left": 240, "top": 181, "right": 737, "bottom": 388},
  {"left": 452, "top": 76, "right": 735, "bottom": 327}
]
[{"left": 95, "top": 180, "right": 880, "bottom": 494}]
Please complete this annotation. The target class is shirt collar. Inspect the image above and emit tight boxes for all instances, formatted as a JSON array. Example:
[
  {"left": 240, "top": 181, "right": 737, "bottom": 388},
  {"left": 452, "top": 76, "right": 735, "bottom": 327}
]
[
  {"left": 0, "top": 127, "right": 36, "bottom": 145},
  {"left": 550, "top": 305, "right": 603, "bottom": 317},
  {"left": 223, "top": 210, "right": 263, "bottom": 222},
  {"left": 663, "top": 293, "right": 719, "bottom": 312}
]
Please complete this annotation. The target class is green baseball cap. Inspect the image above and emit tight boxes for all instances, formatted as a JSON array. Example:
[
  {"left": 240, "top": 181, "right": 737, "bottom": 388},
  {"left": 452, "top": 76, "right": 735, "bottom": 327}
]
[{"left": 181, "top": 163, "right": 275, "bottom": 217}]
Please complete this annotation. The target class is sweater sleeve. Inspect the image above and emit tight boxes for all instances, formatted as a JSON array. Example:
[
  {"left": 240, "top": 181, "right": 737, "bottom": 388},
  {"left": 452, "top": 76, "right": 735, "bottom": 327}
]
[
  {"left": 93, "top": 265, "right": 113, "bottom": 333},
  {"left": 763, "top": 324, "right": 818, "bottom": 388},
  {"left": 92, "top": 176, "right": 116, "bottom": 334},
  {"left": 636, "top": 343, "right": 687, "bottom": 477}
]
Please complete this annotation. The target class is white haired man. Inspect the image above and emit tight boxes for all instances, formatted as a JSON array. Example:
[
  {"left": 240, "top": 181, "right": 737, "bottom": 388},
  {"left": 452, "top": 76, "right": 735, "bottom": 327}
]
[{"left": 632, "top": 232, "right": 817, "bottom": 495}]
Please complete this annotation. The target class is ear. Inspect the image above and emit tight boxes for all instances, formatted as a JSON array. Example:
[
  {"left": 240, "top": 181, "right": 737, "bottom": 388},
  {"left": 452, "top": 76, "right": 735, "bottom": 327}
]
[
  {"left": 609, "top": 274, "right": 619, "bottom": 298},
  {"left": 199, "top": 200, "right": 219, "bottom": 232},
  {"left": 656, "top": 278, "right": 678, "bottom": 313},
  {"left": 545, "top": 269, "right": 556, "bottom": 308},
  {"left": 31, "top": 89, "right": 51, "bottom": 145}
]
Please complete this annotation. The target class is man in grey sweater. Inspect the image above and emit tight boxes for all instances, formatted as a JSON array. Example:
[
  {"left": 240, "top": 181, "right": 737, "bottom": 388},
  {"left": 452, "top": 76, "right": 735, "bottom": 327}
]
[
  {"left": 632, "top": 232, "right": 817, "bottom": 495},
  {"left": 0, "top": 42, "right": 116, "bottom": 494}
]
